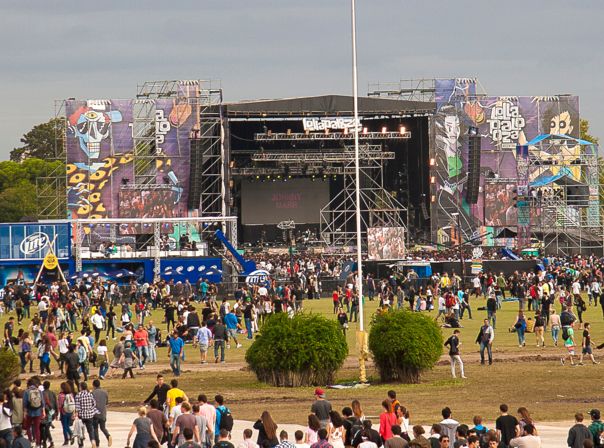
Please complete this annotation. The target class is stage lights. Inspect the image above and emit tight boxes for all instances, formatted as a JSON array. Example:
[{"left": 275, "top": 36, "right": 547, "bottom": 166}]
[
  {"left": 399, "top": 126, "right": 406, "bottom": 134},
  {"left": 381, "top": 126, "right": 388, "bottom": 133},
  {"left": 430, "top": 176, "right": 436, "bottom": 184},
  {"left": 429, "top": 158, "right": 436, "bottom": 166},
  {"left": 362, "top": 127, "right": 368, "bottom": 134}
]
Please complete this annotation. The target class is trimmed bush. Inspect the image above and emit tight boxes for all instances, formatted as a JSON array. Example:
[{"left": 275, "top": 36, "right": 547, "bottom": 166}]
[
  {"left": 368, "top": 310, "right": 443, "bottom": 383},
  {"left": 0, "top": 348, "right": 21, "bottom": 389},
  {"left": 245, "top": 312, "right": 348, "bottom": 387}
]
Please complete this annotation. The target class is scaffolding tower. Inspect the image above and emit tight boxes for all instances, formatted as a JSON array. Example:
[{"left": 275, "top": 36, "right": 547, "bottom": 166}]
[
  {"left": 319, "top": 143, "right": 408, "bottom": 249},
  {"left": 36, "top": 101, "right": 68, "bottom": 220},
  {"left": 520, "top": 135, "right": 601, "bottom": 255}
]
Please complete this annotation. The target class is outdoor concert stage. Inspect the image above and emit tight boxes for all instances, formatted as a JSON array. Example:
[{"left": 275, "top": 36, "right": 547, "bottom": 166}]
[{"left": 31, "top": 78, "right": 601, "bottom": 262}]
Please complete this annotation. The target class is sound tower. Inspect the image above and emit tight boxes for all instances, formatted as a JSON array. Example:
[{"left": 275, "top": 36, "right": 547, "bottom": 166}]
[
  {"left": 465, "top": 133, "right": 481, "bottom": 204},
  {"left": 188, "top": 137, "right": 204, "bottom": 209}
]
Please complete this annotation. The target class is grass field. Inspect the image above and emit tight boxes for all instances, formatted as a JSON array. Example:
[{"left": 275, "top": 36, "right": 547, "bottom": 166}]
[{"left": 3, "top": 295, "right": 604, "bottom": 426}]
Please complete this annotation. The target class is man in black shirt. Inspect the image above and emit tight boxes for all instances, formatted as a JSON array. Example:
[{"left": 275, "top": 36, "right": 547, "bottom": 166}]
[
  {"left": 495, "top": 404, "right": 519, "bottom": 448},
  {"left": 213, "top": 319, "right": 228, "bottom": 363},
  {"left": 243, "top": 302, "right": 254, "bottom": 340},
  {"left": 144, "top": 374, "right": 171, "bottom": 408},
  {"left": 3, "top": 317, "right": 14, "bottom": 351},
  {"left": 486, "top": 295, "right": 497, "bottom": 329},
  {"left": 444, "top": 330, "right": 465, "bottom": 379}
]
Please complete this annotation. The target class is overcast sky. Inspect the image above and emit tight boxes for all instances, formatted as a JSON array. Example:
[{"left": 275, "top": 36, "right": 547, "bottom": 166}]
[{"left": 1, "top": 0, "right": 603, "bottom": 159}]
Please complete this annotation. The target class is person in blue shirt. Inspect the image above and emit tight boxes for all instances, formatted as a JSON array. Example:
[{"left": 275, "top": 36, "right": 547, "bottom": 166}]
[
  {"left": 214, "top": 394, "right": 230, "bottom": 443},
  {"left": 224, "top": 310, "right": 242, "bottom": 349},
  {"left": 167, "top": 331, "right": 184, "bottom": 376}
]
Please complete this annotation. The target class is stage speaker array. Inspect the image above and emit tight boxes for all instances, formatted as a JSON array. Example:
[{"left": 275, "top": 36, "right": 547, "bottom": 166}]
[
  {"left": 465, "top": 133, "right": 481, "bottom": 204},
  {"left": 188, "top": 138, "right": 205, "bottom": 210}
]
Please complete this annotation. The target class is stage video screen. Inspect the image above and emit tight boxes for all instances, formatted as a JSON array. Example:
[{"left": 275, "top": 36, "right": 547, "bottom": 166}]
[
  {"left": 241, "top": 179, "right": 330, "bottom": 225},
  {"left": 119, "top": 189, "right": 183, "bottom": 234},
  {"left": 367, "top": 227, "right": 406, "bottom": 260},
  {"left": 484, "top": 183, "right": 517, "bottom": 227}
]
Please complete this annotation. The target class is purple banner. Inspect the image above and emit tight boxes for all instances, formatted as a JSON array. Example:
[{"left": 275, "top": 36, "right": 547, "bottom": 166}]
[{"left": 65, "top": 85, "right": 198, "bottom": 226}]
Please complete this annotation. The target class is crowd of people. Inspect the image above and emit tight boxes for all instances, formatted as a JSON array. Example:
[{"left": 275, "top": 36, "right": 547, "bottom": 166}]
[
  {"left": 1, "top": 379, "right": 603, "bottom": 448},
  {"left": 2, "top": 252, "right": 604, "bottom": 448}
]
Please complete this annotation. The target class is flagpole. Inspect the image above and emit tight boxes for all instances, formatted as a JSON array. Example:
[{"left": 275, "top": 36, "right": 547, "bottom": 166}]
[{"left": 351, "top": 0, "right": 367, "bottom": 383}]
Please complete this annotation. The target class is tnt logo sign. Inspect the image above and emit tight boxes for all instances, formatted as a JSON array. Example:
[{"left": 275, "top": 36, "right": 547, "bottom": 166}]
[{"left": 20, "top": 232, "right": 50, "bottom": 255}]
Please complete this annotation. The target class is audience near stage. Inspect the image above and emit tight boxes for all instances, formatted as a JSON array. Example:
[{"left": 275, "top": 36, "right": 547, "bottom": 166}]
[{"left": 2, "top": 251, "right": 604, "bottom": 448}]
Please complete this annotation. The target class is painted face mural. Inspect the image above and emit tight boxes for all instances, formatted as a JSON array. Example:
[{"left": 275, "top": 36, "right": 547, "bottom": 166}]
[{"left": 68, "top": 105, "right": 123, "bottom": 161}]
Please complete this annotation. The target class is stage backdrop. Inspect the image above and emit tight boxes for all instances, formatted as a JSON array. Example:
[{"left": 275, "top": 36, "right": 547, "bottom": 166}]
[
  {"left": 431, "top": 78, "right": 580, "bottom": 247},
  {"left": 65, "top": 84, "right": 200, "bottom": 227},
  {"left": 240, "top": 178, "right": 330, "bottom": 225}
]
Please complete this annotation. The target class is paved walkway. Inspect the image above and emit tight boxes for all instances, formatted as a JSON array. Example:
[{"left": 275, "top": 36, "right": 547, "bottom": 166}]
[{"left": 48, "top": 411, "right": 573, "bottom": 448}]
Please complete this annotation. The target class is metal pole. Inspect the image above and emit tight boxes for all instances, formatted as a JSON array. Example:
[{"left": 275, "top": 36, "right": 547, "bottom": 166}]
[{"left": 351, "top": 0, "right": 367, "bottom": 383}]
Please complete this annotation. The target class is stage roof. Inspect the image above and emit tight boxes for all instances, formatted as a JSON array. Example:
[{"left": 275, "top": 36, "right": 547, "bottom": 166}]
[{"left": 224, "top": 94, "right": 435, "bottom": 117}]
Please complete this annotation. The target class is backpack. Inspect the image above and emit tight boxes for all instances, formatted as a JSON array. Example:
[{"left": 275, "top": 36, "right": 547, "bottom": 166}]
[
  {"left": 218, "top": 407, "right": 234, "bottom": 431},
  {"left": 562, "top": 326, "right": 569, "bottom": 341},
  {"left": 28, "top": 388, "right": 43, "bottom": 410},
  {"left": 445, "top": 293, "right": 455, "bottom": 308},
  {"left": 63, "top": 394, "right": 76, "bottom": 413},
  {"left": 349, "top": 418, "right": 363, "bottom": 442}
]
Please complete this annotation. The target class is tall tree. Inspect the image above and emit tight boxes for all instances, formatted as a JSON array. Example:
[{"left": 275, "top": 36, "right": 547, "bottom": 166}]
[
  {"left": 10, "top": 118, "right": 65, "bottom": 162},
  {"left": 580, "top": 118, "right": 599, "bottom": 145}
]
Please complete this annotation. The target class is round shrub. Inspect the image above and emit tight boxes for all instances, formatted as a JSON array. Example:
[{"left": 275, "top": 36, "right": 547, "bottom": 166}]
[
  {"left": 368, "top": 310, "right": 443, "bottom": 383},
  {"left": 245, "top": 312, "right": 348, "bottom": 387},
  {"left": 0, "top": 348, "right": 21, "bottom": 389}
]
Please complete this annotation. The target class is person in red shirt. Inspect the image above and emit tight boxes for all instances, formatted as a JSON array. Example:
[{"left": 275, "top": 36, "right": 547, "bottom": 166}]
[
  {"left": 379, "top": 400, "right": 397, "bottom": 442},
  {"left": 133, "top": 324, "right": 149, "bottom": 369}
]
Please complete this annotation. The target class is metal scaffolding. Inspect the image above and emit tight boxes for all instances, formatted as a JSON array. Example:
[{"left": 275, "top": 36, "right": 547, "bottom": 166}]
[
  {"left": 36, "top": 101, "right": 68, "bottom": 220},
  {"left": 319, "top": 144, "right": 407, "bottom": 249},
  {"left": 519, "top": 135, "right": 601, "bottom": 255}
]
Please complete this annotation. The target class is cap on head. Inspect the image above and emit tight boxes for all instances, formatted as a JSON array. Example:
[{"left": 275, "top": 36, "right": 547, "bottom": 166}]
[
  {"left": 314, "top": 388, "right": 325, "bottom": 398},
  {"left": 589, "top": 409, "right": 601, "bottom": 419}
]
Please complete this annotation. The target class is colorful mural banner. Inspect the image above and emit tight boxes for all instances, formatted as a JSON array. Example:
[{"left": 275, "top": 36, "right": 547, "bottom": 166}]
[
  {"left": 65, "top": 83, "right": 200, "bottom": 225},
  {"left": 431, "top": 78, "right": 581, "bottom": 247}
]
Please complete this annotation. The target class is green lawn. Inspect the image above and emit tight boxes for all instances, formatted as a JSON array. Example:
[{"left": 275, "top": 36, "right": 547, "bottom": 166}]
[{"left": 3, "top": 295, "right": 604, "bottom": 425}]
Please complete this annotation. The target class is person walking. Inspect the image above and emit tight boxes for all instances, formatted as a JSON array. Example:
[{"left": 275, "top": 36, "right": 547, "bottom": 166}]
[
  {"left": 23, "top": 377, "right": 44, "bottom": 448},
  {"left": 444, "top": 330, "right": 465, "bottom": 379},
  {"left": 126, "top": 407, "right": 160, "bottom": 448},
  {"left": 476, "top": 319, "right": 494, "bottom": 366},
  {"left": 567, "top": 413, "right": 592, "bottom": 448},
  {"left": 133, "top": 324, "right": 149, "bottom": 370},
  {"left": 92, "top": 380, "right": 112, "bottom": 448},
  {"left": 96, "top": 340, "right": 110, "bottom": 380},
  {"left": 579, "top": 322, "right": 600, "bottom": 365},
  {"left": 194, "top": 321, "right": 213, "bottom": 365},
  {"left": 550, "top": 309, "right": 561, "bottom": 346},
  {"left": 212, "top": 320, "right": 227, "bottom": 364},
  {"left": 378, "top": 401, "right": 397, "bottom": 442},
  {"left": 168, "top": 330, "right": 185, "bottom": 376},
  {"left": 253, "top": 411, "right": 279, "bottom": 448},
  {"left": 120, "top": 341, "right": 138, "bottom": 379},
  {"left": 561, "top": 321, "right": 577, "bottom": 366},
  {"left": 511, "top": 311, "right": 527, "bottom": 348},
  {"left": 495, "top": 404, "right": 519, "bottom": 448},
  {"left": 588, "top": 409, "right": 604, "bottom": 447},
  {"left": 58, "top": 382, "right": 76, "bottom": 446},
  {"left": 74, "top": 382, "right": 98, "bottom": 448}
]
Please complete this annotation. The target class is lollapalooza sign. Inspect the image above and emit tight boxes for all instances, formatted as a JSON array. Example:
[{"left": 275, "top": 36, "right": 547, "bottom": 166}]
[{"left": 302, "top": 117, "right": 362, "bottom": 132}]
